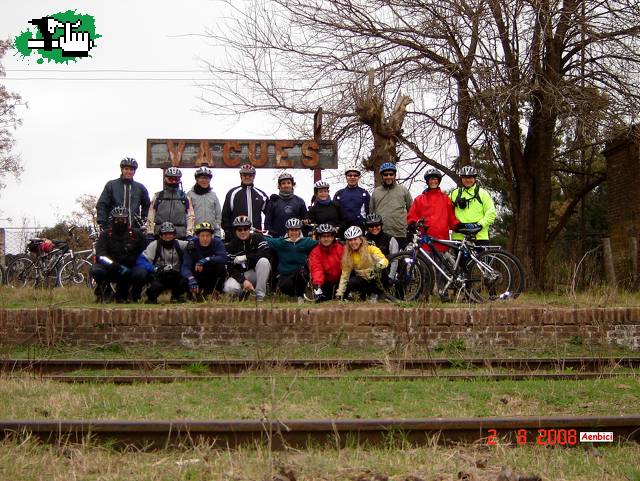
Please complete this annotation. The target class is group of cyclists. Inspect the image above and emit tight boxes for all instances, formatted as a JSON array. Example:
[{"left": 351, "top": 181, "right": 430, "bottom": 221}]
[{"left": 91, "top": 157, "right": 496, "bottom": 304}]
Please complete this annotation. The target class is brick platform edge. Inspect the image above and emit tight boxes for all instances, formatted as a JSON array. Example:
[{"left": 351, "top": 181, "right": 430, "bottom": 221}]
[{"left": 0, "top": 306, "right": 639, "bottom": 350}]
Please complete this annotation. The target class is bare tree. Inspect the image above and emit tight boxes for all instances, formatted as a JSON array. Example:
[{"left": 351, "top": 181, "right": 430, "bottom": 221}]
[
  {"left": 201, "top": 0, "right": 640, "bottom": 287},
  {"left": 0, "top": 40, "right": 24, "bottom": 192}
]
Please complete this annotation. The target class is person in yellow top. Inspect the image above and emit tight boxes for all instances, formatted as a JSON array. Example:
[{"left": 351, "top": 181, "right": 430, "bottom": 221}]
[
  {"left": 449, "top": 165, "right": 496, "bottom": 245},
  {"left": 336, "top": 226, "right": 389, "bottom": 302}
]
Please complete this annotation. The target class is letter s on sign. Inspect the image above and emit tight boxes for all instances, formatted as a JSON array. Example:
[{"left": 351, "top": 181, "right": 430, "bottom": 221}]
[{"left": 302, "top": 140, "right": 319, "bottom": 168}]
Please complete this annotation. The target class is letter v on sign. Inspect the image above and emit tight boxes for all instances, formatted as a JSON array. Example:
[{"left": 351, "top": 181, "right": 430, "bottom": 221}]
[{"left": 166, "top": 140, "right": 186, "bottom": 167}]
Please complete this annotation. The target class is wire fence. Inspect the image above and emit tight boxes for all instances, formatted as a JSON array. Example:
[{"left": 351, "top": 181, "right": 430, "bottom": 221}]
[{"left": 0, "top": 227, "right": 49, "bottom": 265}]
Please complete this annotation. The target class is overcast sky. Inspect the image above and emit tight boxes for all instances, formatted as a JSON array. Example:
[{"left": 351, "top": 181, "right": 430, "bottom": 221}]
[{"left": 1, "top": 0, "right": 433, "bottom": 229}]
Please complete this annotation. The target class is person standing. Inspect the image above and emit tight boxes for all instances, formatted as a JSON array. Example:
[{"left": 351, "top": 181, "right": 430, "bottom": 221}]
[
  {"left": 449, "top": 166, "right": 496, "bottom": 245},
  {"left": 187, "top": 167, "right": 222, "bottom": 238},
  {"left": 369, "top": 162, "right": 413, "bottom": 249},
  {"left": 333, "top": 168, "right": 370, "bottom": 233},
  {"left": 96, "top": 157, "right": 150, "bottom": 230},
  {"left": 146, "top": 167, "right": 195, "bottom": 239},
  {"left": 221, "top": 164, "right": 269, "bottom": 239},
  {"left": 305, "top": 180, "right": 341, "bottom": 231},
  {"left": 264, "top": 172, "right": 308, "bottom": 238}
]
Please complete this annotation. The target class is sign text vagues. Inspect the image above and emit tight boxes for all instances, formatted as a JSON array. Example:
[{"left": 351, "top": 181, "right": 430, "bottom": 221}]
[{"left": 147, "top": 139, "right": 336, "bottom": 169}]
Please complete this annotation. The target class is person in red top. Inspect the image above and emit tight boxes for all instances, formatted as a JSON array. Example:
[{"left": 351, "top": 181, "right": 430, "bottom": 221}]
[
  {"left": 407, "top": 168, "right": 460, "bottom": 252},
  {"left": 308, "top": 224, "right": 344, "bottom": 302}
]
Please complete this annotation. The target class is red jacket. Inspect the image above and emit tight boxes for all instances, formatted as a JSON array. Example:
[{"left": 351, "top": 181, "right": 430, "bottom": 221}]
[
  {"left": 308, "top": 242, "right": 344, "bottom": 285},
  {"left": 407, "top": 188, "right": 459, "bottom": 252}
]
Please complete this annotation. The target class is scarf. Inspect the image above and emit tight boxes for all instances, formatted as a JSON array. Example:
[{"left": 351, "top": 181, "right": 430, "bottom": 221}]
[{"left": 193, "top": 184, "right": 211, "bottom": 195}]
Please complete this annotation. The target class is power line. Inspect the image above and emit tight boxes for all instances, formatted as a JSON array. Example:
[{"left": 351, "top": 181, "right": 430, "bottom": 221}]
[{"left": 5, "top": 69, "right": 207, "bottom": 73}]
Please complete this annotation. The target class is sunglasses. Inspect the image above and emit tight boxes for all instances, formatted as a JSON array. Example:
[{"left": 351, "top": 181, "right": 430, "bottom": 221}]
[
  {"left": 235, "top": 227, "right": 250, "bottom": 232},
  {"left": 367, "top": 224, "right": 382, "bottom": 229}
]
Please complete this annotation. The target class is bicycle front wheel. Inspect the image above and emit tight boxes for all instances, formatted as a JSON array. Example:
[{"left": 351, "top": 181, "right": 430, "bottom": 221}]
[
  {"left": 467, "top": 250, "right": 513, "bottom": 302},
  {"left": 6, "top": 256, "right": 38, "bottom": 288},
  {"left": 385, "top": 252, "right": 434, "bottom": 302},
  {"left": 58, "top": 258, "right": 94, "bottom": 288}
]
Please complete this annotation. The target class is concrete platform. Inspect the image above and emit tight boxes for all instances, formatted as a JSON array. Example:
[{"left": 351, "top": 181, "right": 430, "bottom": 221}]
[{"left": 0, "top": 306, "right": 638, "bottom": 350}]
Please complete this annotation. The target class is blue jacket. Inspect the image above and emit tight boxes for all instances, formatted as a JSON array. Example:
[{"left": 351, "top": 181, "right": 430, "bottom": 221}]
[
  {"left": 264, "top": 194, "right": 308, "bottom": 238},
  {"left": 333, "top": 186, "right": 370, "bottom": 227},
  {"left": 265, "top": 236, "right": 317, "bottom": 275},
  {"left": 181, "top": 238, "right": 228, "bottom": 279}
]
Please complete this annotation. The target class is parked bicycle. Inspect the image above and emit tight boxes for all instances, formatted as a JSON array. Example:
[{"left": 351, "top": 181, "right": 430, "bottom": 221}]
[{"left": 385, "top": 220, "right": 525, "bottom": 303}]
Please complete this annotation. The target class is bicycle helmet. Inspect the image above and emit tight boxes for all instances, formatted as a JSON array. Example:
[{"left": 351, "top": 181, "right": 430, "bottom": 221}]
[
  {"left": 379, "top": 162, "right": 397, "bottom": 174},
  {"left": 159, "top": 222, "right": 177, "bottom": 234},
  {"left": 194, "top": 222, "right": 214, "bottom": 234},
  {"left": 344, "top": 225, "right": 363, "bottom": 239},
  {"left": 278, "top": 172, "right": 295, "bottom": 184},
  {"left": 232, "top": 215, "right": 252, "bottom": 228},
  {"left": 120, "top": 157, "right": 138, "bottom": 170},
  {"left": 316, "top": 224, "right": 336, "bottom": 235},
  {"left": 424, "top": 168, "right": 443, "bottom": 181},
  {"left": 345, "top": 168, "right": 361, "bottom": 176},
  {"left": 110, "top": 206, "right": 129, "bottom": 220},
  {"left": 365, "top": 213, "right": 383, "bottom": 226},
  {"left": 314, "top": 180, "right": 330, "bottom": 190},
  {"left": 285, "top": 218, "right": 303, "bottom": 230},
  {"left": 459, "top": 165, "right": 478, "bottom": 177},
  {"left": 164, "top": 167, "right": 182, "bottom": 178},
  {"left": 194, "top": 167, "right": 212, "bottom": 178},
  {"left": 239, "top": 163, "right": 256, "bottom": 175}
]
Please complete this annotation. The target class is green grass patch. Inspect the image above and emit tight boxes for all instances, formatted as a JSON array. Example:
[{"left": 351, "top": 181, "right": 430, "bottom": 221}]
[{"left": 0, "top": 377, "right": 637, "bottom": 420}]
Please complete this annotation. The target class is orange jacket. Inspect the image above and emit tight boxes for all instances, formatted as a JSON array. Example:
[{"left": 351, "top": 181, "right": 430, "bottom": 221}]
[{"left": 407, "top": 188, "right": 459, "bottom": 252}]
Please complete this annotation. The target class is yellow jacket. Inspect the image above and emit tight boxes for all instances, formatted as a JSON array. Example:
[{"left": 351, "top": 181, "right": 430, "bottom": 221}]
[{"left": 336, "top": 245, "right": 388, "bottom": 297}]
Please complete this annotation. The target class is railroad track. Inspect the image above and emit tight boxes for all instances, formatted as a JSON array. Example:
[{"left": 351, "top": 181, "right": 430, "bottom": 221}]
[
  {"left": 6, "top": 371, "right": 638, "bottom": 384},
  {"left": 2, "top": 356, "right": 639, "bottom": 374},
  {"left": 1, "top": 416, "right": 638, "bottom": 448}
]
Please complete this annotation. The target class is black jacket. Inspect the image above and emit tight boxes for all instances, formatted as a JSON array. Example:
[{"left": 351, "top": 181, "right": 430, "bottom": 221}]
[
  {"left": 225, "top": 233, "right": 271, "bottom": 283},
  {"left": 264, "top": 194, "right": 308, "bottom": 237},
  {"left": 221, "top": 184, "right": 269, "bottom": 238},
  {"left": 307, "top": 201, "right": 341, "bottom": 229},
  {"left": 95, "top": 227, "right": 145, "bottom": 268},
  {"left": 96, "top": 178, "right": 150, "bottom": 228}
]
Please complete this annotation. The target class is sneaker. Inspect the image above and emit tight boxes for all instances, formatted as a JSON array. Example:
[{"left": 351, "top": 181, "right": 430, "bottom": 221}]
[
  {"left": 256, "top": 293, "right": 265, "bottom": 302},
  {"left": 367, "top": 294, "right": 379, "bottom": 303}
]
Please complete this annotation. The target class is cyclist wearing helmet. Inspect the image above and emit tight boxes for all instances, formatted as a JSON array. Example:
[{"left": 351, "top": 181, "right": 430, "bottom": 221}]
[
  {"left": 187, "top": 167, "right": 222, "bottom": 238},
  {"left": 91, "top": 206, "right": 146, "bottom": 303},
  {"left": 407, "top": 168, "right": 460, "bottom": 253},
  {"left": 181, "top": 222, "right": 228, "bottom": 300},
  {"left": 146, "top": 167, "right": 195, "bottom": 239},
  {"left": 333, "top": 168, "right": 370, "bottom": 233},
  {"left": 96, "top": 157, "right": 150, "bottom": 230},
  {"left": 264, "top": 172, "right": 308, "bottom": 238},
  {"left": 449, "top": 165, "right": 496, "bottom": 245},
  {"left": 370, "top": 162, "right": 413, "bottom": 249},
  {"left": 136, "top": 221, "right": 189, "bottom": 303},
  {"left": 336, "top": 226, "right": 388, "bottom": 302},
  {"left": 221, "top": 164, "right": 269, "bottom": 239},
  {"left": 308, "top": 224, "right": 343, "bottom": 302},
  {"left": 364, "top": 213, "right": 399, "bottom": 258},
  {"left": 223, "top": 215, "right": 272, "bottom": 302},
  {"left": 306, "top": 180, "right": 341, "bottom": 230},
  {"left": 265, "top": 217, "right": 317, "bottom": 301}
]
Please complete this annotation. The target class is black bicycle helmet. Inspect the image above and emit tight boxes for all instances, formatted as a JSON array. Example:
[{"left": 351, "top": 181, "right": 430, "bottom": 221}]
[
  {"left": 232, "top": 215, "right": 252, "bottom": 229},
  {"left": 194, "top": 167, "right": 212, "bottom": 178},
  {"left": 110, "top": 206, "right": 129, "bottom": 220},
  {"left": 316, "top": 224, "right": 336, "bottom": 235},
  {"left": 120, "top": 157, "right": 138, "bottom": 170},
  {"left": 424, "top": 167, "right": 443, "bottom": 181},
  {"left": 159, "top": 222, "right": 176, "bottom": 234},
  {"left": 365, "top": 213, "right": 383, "bottom": 226}
]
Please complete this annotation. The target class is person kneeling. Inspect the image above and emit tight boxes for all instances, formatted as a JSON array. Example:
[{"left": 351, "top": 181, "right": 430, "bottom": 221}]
[
  {"left": 91, "top": 206, "right": 146, "bottom": 303},
  {"left": 223, "top": 215, "right": 272, "bottom": 302},
  {"left": 135, "top": 222, "right": 188, "bottom": 304},
  {"left": 336, "top": 226, "right": 389, "bottom": 302},
  {"left": 182, "top": 222, "right": 227, "bottom": 301},
  {"left": 308, "top": 224, "right": 343, "bottom": 302},
  {"left": 265, "top": 218, "right": 317, "bottom": 302}
]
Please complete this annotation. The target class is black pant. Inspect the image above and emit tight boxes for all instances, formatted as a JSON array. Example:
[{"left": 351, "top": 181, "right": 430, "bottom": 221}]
[
  {"left": 146, "top": 270, "right": 186, "bottom": 301},
  {"left": 90, "top": 263, "right": 146, "bottom": 301},
  {"left": 278, "top": 268, "right": 309, "bottom": 297},
  {"left": 317, "top": 282, "right": 339, "bottom": 301},
  {"left": 192, "top": 262, "right": 226, "bottom": 295},
  {"left": 345, "top": 273, "right": 381, "bottom": 300}
]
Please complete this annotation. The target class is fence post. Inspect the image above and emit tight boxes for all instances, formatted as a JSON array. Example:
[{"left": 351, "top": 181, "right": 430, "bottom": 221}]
[
  {"left": 630, "top": 236, "right": 638, "bottom": 287},
  {"left": 602, "top": 237, "right": 617, "bottom": 286},
  {"left": 0, "top": 228, "right": 5, "bottom": 266}
]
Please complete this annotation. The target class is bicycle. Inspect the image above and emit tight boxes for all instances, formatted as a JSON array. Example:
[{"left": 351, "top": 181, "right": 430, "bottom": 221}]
[
  {"left": 58, "top": 227, "right": 99, "bottom": 287},
  {"left": 385, "top": 220, "right": 525, "bottom": 303},
  {"left": 5, "top": 239, "right": 70, "bottom": 288}
]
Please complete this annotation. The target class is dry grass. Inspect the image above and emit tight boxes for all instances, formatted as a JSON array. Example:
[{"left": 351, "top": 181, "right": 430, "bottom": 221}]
[{"left": 0, "top": 436, "right": 638, "bottom": 481}]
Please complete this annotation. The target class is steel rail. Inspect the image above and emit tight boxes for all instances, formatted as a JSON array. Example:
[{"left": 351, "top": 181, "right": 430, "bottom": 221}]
[
  {"left": 1, "top": 416, "right": 638, "bottom": 448},
  {"left": 2, "top": 357, "right": 639, "bottom": 374},
  {"left": 7, "top": 371, "right": 638, "bottom": 384}
]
